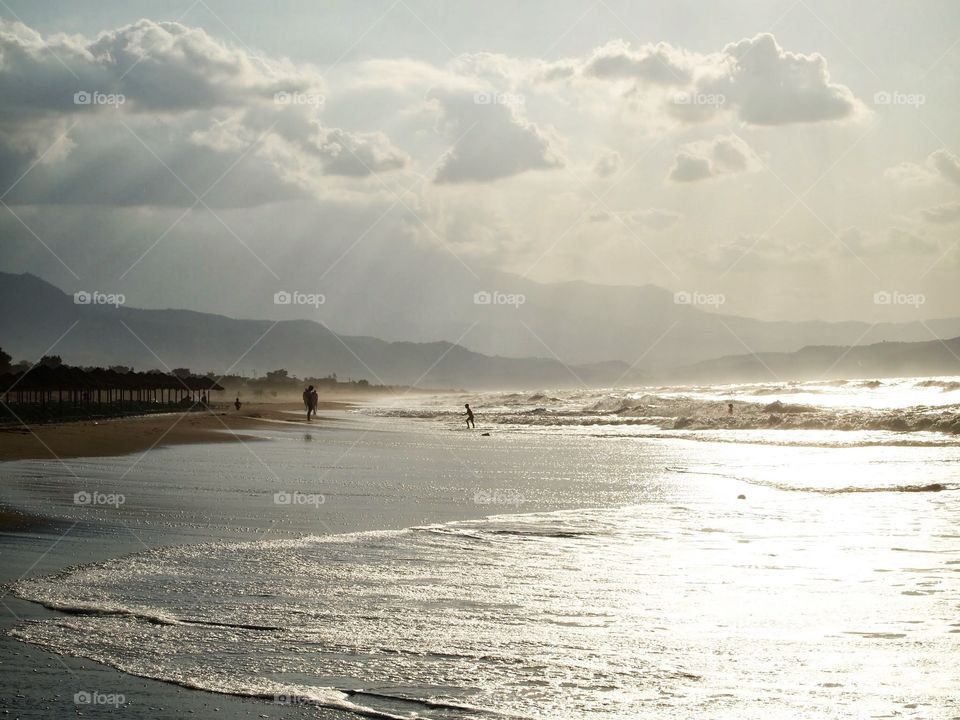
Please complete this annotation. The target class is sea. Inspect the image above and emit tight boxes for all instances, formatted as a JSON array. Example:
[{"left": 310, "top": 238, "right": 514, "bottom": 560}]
[{"left": 4, "top": 376, "right": 959, "bottom": 719}]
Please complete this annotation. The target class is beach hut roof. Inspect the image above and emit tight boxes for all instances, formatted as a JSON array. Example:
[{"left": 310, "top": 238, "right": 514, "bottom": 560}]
[{"left": 0, "top": 366, "right": 224, "bottom": 393}]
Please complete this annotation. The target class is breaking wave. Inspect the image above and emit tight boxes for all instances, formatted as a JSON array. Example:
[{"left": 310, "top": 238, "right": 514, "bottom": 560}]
[{"left": 369, "top": 376, "right": 960, "bottom": 446}]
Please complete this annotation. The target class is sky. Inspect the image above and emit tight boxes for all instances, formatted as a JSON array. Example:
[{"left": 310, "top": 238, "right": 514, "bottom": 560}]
[{"left": 0, "top": 0, "right": 958, "bottom": 329}]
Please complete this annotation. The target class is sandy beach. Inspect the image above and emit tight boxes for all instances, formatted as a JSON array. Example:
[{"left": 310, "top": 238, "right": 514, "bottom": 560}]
[
  {"left": 0, "top": 401, "right": 352, "bottom": 463},
  {"left": 2, "top": 398, "right": 573, "bottom": 719},
  {"left": 1, "top": 391, "right": 958, "bottom": 718},
  {"left": 0, "top": 400, "right": 358, "bottom": 720}
]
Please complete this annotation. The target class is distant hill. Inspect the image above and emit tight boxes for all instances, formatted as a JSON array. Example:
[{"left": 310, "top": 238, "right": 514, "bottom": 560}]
[
  {"left": 675, "top": 336, "right": 960, "bottom": 383},
  {"left": 2, "top": 273, "right": 958, "bottom": 389},
  {"left": 0, "top": 272, "right": 629, "bottom": 389},
  {"left": 316, "top": 268, "right": 960, "bottom": 368}
]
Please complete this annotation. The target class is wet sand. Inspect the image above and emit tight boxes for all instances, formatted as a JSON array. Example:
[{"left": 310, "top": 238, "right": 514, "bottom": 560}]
[
  {"left": 0, "top": 401, "right": 351, "bottom": 462},
  {"left": 0, "top": 517, "right": 326, "bottom": 720},
  {"left": 0, "top": 401, "right": 362, "bottom": 720},
  {"left": 3, "top": 404, "right": 957, "bottom": 718},
  {"left": 0, "top": 506, "right": 41, "bottom": 531}
]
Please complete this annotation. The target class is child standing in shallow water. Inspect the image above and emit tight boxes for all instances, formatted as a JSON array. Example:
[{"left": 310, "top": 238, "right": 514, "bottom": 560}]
[{"left": 465, "top": 403, "right": 475, "bottom": 429}]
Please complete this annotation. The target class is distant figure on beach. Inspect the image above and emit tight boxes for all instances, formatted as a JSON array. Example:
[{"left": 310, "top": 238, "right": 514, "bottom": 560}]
[
  {"left": 234, "top": 397, "right": 242, "bottom": 411},
  {"left": 200, "top": 392, "right": 208, "bottom": 407},
  {"left": 465, "top": 403, "right": 475, "bottom": 429},
  {"left": 303, "top": 385, "right": 318, "bottom": 422},
  {"left": 728, "top": 402, "right": 734, "bottom": 415}
]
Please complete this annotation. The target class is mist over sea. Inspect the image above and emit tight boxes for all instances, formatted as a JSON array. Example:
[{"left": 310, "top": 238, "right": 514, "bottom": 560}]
[{"left": 4, "top": 377, "right": 959, "bottom": 719}]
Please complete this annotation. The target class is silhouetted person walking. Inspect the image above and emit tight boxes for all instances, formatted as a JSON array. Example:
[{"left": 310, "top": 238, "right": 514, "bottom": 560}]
[
  {"left": 303, "top": 385, "right": 318, "bottom": 421},
  {"left": 465, "top": 403, "right": 475, "bottom": 429},
  {"left": 235, "top": 397, "right": 242, "bottom": 411}
]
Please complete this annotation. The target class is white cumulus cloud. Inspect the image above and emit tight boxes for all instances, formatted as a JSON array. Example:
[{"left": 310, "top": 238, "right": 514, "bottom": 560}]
[{"left": 669, "top": 134, "right": 761, "bottom": 183}]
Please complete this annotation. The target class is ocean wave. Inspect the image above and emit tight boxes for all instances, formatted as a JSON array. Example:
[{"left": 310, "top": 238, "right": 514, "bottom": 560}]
[
  {"left": 755, "top": 481, "right": 955, "bottom": 495},
  {"left": 749, "top": 386, "right": 826, "bottom": 396},
  {"left": 667, "top": 467, "right": 957, "bottom": 495},
  {"left": 509, "top": 410, "right": 960, "bottom": 436},
  {"left": 368, "top": 389, "right": 960, "bottom": 442},
  {"left": 369, "top": 378, "right": 960, "bottom": 442},
  {"left": 350, "top": 690, "right": 511, "bottom": 717},
  {"left": 760, "top": 400, "right": 818, "bottom": 413},
  {"left": 587, "top": 431, "right": 960, "bottom": 448},
  {"left": 9, "top": 507, "right": 709, "bottom": 720},
  {"left": 18, "top": 598, "right": 182, "bottom": 626},
  {"left": 767, "top": 481, "right": 953, "bottom": 495},
  {"left": 915, "top": 379, "right": 960, "bottom": 391},
  {"left": 10, "top": 489, "right": 960, "bottom": 718}
]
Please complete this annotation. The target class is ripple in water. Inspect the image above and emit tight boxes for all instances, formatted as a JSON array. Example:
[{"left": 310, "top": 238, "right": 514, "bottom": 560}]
[{"left": 11, "top": 500, "right": 960, "bottom": 719}]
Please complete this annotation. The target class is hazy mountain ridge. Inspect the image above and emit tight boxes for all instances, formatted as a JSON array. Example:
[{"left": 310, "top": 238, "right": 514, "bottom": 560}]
[
  {"left": 2, "top": 273, "right": 957, "bottom": 389},
  {"left": 317, "top": 268, "right": 960, "bottom": 367},
  {"left": 678, "top": 337, "right": 960, "bottom": 383},
  {"left": 0, "top": 273, "right": 629, "bottom": 389}
]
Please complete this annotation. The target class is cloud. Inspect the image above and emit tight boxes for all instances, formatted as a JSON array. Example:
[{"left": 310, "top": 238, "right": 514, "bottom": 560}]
[
  {"left": 0, "top": 18, "right": 408, "bottom": 205},
  {"left": 588, "top": 207, "right": 681, "bottom": 230},
  {"left": 626, "top": 208, "right": 682, "bottom": 230},
  {"left": 930, "top": 149, "right": 960, "bottom": 185},
  {"left": 429, "top": 90, "right": 562, "bottom": 184},
  {"left": 885, "top": 148, "right": 960, "bottom": 187},
  {"left": 0, "top": 19, "right": 315, "bottom": 116},
  {"left": 187, "top": 108, "right": 409, "bottom": 183},
  {"left": 583, "top": 40, "right": 692, "bottom": 85},
  {"left": 668, "top": 134, "right": 761, "bottom": 183},
  {"left": 669, "top": 152, "right": 713, "bottom": 182},
  {"left": 839, "top": 227, "right": 937, "bottom": 255},
  {"left": 919, "top": 202, "right": 960, "bottom": 224},
  {"left": 884, "top": 162, "right": 936, "bottom": 186},
  {"left": 593, "top": 151, "right": 621, "bottom": 178},
  {"left": 540, "top": 63, "right": 576, "bottom": 82},
  {"left": 311, "top": 128, "right": 408, "bottom": 177},
  {"left": 697, "top": 34, "right": 864, "bottom": 125},
  {"left": 567, "top": 34, "right": 863, "bottom": 126},
  {"left": 684, "top": 232, "right": 818, "bottom": 270}
]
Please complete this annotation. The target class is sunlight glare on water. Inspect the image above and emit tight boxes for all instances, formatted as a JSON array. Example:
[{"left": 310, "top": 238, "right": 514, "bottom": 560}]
[{"left": 8, "top": 408, "right": 959, "bottom": 719}]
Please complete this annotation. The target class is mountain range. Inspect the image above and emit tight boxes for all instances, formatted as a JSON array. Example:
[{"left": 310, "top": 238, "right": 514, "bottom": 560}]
[
  {"left": 308, "top": 268, "right": 960, "bottom": 368},
  {"left": 1, "top": 272, "right": 957, "bottom": 388}
]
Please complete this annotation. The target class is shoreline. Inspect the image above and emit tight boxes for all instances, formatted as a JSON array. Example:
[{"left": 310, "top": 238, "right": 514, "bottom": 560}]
[
  {"left": 0, "top": 519, "right": 321, "bottom": 720},
  {"left": 1, "top": 402, "right": 955, "bottom": 718},
  {"left": 0, "top": 400, "right": 365, "bottom": 720},
  {"left": 0, "top": 400, "right": 352, "bottom": 463}
]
